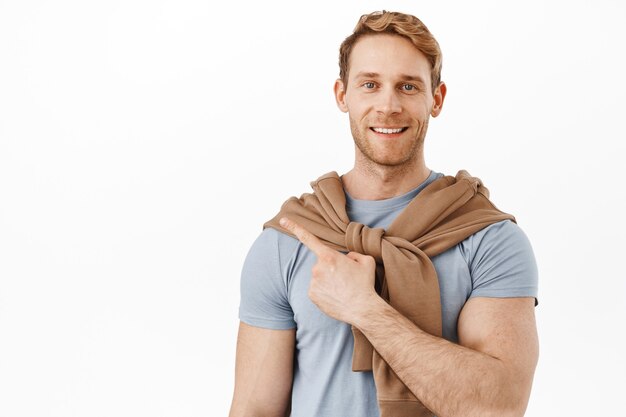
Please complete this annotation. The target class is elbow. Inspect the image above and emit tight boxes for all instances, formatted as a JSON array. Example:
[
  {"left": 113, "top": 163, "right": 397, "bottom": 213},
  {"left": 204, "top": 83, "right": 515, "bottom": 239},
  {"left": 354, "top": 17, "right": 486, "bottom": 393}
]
[
  {"left": 496, "top": 406, "right": 527, "bottom": 417},
  {"left": 489, "top": 362, "right": 534, "bottom": 417},
  {"left": 505, "top": 396, "right": 530, "bottom": 417},
  {"left": 487, "top": 386, "right": 531, "bottom": 417},
  {"left": 471, "top": 375, "right": 532, "bottom": 417},
  {"left": 485, "top": 386, "right": 530, "bottom": 417}
]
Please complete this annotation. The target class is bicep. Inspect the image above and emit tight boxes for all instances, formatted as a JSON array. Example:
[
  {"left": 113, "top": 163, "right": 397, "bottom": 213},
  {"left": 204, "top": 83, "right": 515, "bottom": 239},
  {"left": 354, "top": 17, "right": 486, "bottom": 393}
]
[
  {"left": 458, "top": 297, "right": 539, "bottom": 397},
  {"left": 229, "top": 321, "right": 296, "bottom": 417}
]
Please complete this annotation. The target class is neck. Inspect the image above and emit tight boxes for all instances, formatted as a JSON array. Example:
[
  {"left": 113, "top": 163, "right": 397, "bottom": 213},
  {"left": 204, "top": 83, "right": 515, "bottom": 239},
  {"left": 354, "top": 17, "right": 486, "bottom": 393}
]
[{"left": 342, "top": 157, "right": 431, "bottom": 201}]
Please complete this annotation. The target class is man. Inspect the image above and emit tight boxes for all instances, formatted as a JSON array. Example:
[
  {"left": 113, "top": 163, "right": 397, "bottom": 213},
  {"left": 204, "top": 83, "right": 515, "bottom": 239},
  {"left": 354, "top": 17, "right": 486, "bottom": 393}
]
[{"left": 229, "top": 10, "right": 538, "bottom": 417}]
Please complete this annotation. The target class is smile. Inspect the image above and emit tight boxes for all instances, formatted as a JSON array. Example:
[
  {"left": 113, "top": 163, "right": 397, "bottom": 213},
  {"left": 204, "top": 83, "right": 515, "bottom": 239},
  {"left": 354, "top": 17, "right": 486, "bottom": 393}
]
[{"left": 370, "top": 127, "right": 408, "bottom": 134}]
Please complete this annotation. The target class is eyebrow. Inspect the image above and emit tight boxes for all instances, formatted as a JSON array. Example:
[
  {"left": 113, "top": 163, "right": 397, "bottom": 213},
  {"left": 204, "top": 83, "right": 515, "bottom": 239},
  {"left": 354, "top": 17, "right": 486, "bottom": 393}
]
[
  {"left": 353, "top": 72, "right": 426, "bottom": 85},
  {"left": 354, "top": 72, "right": 381, "bottom": 80},
  {"left": 399, "top": 74, "right": 427, "bottom": 86}
]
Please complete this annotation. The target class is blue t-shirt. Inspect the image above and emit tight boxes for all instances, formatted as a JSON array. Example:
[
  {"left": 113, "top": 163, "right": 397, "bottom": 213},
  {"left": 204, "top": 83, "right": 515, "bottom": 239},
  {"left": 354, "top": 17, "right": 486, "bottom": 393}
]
[{"left": 238, "top": 170, "right": 538, "bottom": 417}]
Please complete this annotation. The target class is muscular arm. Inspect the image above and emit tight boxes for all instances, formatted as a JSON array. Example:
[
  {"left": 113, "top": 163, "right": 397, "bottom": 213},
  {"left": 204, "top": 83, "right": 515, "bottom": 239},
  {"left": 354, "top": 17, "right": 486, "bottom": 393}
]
[
  {"left": 353, "top": 295, "right": 538, "bottom": 417},
  {"left": 279, "top": 217, "right": 539, "bottom": 417},
  {"left": 229, "top": 322, "right": 295, "bottom": 417}
]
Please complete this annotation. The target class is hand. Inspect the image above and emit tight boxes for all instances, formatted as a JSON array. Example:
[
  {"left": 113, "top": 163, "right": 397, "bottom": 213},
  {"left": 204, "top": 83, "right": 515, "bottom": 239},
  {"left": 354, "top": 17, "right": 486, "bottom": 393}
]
[{"left": 279, "top": 217, "right": 379, "bottom": 325}]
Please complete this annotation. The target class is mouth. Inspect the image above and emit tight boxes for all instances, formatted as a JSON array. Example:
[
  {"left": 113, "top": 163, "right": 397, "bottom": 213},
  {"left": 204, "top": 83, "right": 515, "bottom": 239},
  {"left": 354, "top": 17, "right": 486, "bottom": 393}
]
[{"left": 370, "top": 127, "right": 409, "bottom": 135}]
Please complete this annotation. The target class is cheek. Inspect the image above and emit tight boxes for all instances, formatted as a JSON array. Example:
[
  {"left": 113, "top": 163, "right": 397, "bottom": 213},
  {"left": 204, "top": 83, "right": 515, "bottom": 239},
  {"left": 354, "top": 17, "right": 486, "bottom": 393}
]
[
  {"left": 352, "top": 106, "right": 373, "bottom": 124},
  {"left": 408, "top": 101, "right": 433, "bottom": 121},
  {"left": 345, "top": 95, "right": 371, "bottom": 118},
  {"left": 424, "top": 98, "right": 434, "bottom": 114}
]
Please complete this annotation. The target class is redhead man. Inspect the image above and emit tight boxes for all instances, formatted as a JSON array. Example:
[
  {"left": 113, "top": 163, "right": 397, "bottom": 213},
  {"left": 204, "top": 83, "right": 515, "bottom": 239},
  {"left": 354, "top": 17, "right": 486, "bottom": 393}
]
[{"left": 229, "top": 10, "right": 538, "bottom": 417}]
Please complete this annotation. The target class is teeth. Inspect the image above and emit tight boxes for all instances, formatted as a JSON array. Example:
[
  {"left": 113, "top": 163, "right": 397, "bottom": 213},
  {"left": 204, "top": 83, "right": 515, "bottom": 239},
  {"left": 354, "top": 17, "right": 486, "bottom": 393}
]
[{"left": 373, "top": 127, "right": 404, "bottom": 134}]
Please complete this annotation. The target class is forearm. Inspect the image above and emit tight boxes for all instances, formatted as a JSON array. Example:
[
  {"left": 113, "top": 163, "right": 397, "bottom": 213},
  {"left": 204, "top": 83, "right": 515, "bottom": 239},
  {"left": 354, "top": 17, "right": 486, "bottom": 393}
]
[{"left": 353, "top": 296, "right": 523, "bottom": 417}]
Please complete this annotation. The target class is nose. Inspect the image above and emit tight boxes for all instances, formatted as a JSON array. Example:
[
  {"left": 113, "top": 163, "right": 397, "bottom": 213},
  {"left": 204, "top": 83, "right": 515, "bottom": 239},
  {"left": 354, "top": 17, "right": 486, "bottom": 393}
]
[{"left": 375, "top": 87, "right": 402, "bottom": 116}]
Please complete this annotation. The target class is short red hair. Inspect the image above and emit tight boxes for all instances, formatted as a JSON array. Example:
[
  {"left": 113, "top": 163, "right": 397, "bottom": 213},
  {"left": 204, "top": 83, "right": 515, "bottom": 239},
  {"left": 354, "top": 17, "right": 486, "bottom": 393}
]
[{"left": 339, "top": 11, "right": 443, "bottom": 94}]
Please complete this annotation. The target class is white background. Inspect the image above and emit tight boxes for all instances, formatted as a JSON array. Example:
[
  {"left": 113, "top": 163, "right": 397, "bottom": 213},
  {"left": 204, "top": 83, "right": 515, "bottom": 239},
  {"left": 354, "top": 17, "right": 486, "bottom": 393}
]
[{"left": 1, "top": 0, "right": 625, "bottom": 415}]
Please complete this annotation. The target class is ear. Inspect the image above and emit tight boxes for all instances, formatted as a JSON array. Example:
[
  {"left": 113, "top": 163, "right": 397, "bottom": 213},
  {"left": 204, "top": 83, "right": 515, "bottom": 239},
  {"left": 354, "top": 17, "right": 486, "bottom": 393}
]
[
  {"left": 334, "top": 79, "right": 349, "bottom": 113},
  {"left": 431, "top": 81, "right": 447, "bottom": 117}
]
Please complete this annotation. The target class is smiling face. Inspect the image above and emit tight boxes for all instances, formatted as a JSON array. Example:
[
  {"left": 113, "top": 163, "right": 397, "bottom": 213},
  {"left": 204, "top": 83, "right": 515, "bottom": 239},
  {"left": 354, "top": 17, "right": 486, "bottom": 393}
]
[{"left": 334, "top": 34, "right": 446, "bottom": 169}]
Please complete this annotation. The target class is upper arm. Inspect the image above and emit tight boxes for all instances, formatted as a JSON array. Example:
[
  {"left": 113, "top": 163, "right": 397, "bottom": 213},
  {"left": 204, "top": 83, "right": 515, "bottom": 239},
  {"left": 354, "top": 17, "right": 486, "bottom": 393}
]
[
  {"left": 468, "top": 220, "right": 538, "bottom": 303},
  {"left": 457, "top": 297, "right": 539, "bottom": 412},
  {"left": 458, "top": 221, "right": 539, "bottom": 414},
  {"left": 229, "top": 321, "right": 296, "bottom": 417},
  {"left": 239, "top": 228, "right": 297, "bottom": 329},
  {"left": 233, "top": 229, "right": 299, "bottom": 416}
]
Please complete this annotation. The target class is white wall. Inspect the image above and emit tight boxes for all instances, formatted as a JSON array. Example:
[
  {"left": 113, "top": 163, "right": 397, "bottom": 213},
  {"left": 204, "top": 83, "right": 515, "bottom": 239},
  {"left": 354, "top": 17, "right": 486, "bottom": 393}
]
[{"left": 1, "top": 0, "right": 624, "bottom": 415}]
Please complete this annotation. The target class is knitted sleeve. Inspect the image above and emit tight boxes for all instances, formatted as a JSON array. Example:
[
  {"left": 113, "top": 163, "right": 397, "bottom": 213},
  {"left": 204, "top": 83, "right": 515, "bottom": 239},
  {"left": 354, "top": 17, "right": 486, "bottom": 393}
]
[
  {"left": 238, "top": 228, "right": 297, "bottom": 329},
  {"left": 468, "top": 220, "right": 539, "bottom": 304}
]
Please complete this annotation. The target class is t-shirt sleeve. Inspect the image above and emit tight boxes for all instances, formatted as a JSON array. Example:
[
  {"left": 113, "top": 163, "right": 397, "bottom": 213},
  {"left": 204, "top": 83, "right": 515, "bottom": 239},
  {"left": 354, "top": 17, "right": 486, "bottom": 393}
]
[
  {"left": 238, "top": 228, "right": 297, "bottom": 329},
  {"left": 468, "top": 220, "right": 539, "bottom": 304}
]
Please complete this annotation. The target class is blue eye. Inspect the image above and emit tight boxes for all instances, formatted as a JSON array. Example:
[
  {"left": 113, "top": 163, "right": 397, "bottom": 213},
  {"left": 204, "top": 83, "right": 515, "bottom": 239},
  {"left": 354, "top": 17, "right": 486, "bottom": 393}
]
[
  {"left": 402, "top": 84, "right": 415, "bottom": 91},
  {"left": 364, "top": 82, "right": 375, "bottom": 89}
]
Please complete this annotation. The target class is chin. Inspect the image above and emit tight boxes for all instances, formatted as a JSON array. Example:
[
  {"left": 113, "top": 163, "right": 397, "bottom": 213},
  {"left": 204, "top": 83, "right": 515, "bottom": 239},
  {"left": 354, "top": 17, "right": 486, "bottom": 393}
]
[
  {"left": 363, "top": 151, "right": 415, "bottom": 167},
  {"left": 375, "top": 158, "right": 414, "bottom": 168}
]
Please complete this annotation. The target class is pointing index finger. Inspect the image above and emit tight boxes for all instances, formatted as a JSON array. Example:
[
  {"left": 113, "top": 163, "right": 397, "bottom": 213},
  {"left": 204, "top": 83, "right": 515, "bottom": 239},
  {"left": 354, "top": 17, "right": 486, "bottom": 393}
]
[{"left": 279, "top": 217, "right": 332, "bottom": 257}]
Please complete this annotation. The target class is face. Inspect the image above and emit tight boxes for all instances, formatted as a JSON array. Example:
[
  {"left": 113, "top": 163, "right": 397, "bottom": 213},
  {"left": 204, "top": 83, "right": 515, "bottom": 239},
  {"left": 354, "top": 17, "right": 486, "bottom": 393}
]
[{"left": 334, "top": 34, "right": 446, "bottom": 168}]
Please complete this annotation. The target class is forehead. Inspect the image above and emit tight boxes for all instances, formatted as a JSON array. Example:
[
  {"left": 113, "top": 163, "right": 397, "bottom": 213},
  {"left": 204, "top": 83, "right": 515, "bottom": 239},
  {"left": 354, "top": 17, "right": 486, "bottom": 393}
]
[{"left": 348, "top": 34, "right": 431, "bottom": 81}]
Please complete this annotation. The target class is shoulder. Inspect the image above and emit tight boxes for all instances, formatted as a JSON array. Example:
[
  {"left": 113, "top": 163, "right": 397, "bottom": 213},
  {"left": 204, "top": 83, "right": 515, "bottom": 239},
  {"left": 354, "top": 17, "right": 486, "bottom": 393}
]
[
  {"left": 461, "top": 220, "right": 539, "bottom": 302},
  {"left": 239, "top": 228, "right": 302, "bottom": 330},
  {"left": 247, "top": 227, "right": 301, "bottom": 260},
  {"left": 465, "top": 220, "right": 536, "bottom": 265},
  {"left": 243, "top": 227, "right": 303, "bottom": 283}
]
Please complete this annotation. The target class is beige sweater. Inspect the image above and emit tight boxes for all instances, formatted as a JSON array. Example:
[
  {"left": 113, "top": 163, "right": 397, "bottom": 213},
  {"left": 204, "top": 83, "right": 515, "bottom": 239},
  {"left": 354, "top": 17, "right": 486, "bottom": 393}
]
[{"left": 264, "top": 170, "right": 515, "bottom": 417}]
